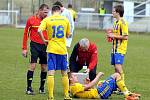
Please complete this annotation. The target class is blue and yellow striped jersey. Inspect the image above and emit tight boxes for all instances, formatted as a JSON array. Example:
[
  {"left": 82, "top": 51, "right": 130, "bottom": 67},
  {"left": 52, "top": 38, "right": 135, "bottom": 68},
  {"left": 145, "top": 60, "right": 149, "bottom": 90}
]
[
  {"left": 112, "top": 18, "right": 128, "bottom": 54},
  {"left": 39, "top": 14, "right": 71, "bottom": 55}
]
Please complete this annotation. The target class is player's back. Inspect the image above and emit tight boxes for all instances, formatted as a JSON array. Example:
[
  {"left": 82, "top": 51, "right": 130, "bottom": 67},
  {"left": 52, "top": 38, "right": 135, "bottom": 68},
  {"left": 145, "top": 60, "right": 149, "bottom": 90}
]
[{"left": 44, "top": 14, "right": 71, "bottom": 55}]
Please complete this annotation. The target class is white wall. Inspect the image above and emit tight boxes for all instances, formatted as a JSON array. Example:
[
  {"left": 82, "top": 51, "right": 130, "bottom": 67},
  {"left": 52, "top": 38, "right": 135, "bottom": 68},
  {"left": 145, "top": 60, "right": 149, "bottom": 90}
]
[
  {"left": 124, "top": 1, "right": 134, "bottom": 23},
  {"left": 146, "top": 3, "right": 150, "bottom": 16}
]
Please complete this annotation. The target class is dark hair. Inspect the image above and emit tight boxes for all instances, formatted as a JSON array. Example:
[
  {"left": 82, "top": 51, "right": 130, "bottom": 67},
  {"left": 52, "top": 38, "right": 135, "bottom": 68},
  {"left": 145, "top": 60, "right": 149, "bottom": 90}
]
[
  {"left": 52, "top": 5, "right": 61, "bottom": 12},
  {"left": 114, "top": 5, "right": 124, "bottom": 17},
  {"left": 39, "top": 4, "right": 49, "bottom": 10},
  {"left": 68, "top": 4, "right": 72, "bottom": 8},
  {"left": 53, "top": 1, "right": 63, "bottom": 7}
]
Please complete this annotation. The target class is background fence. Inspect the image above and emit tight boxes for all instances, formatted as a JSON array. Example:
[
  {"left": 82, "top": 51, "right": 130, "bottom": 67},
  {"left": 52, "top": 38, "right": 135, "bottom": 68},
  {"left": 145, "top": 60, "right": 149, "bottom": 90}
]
[
  {"left": 76, "top": 13, "right": 150, "bottom": 32},
  {"left": 0, "top": 0, "right": 150, "bottom": 32}
]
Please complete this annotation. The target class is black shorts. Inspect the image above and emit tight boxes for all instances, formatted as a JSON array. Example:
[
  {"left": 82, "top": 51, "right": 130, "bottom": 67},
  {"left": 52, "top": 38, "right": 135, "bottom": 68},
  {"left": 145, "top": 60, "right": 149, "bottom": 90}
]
[{"left": 30, "top": 41, "right": 47, "bottom": 64}]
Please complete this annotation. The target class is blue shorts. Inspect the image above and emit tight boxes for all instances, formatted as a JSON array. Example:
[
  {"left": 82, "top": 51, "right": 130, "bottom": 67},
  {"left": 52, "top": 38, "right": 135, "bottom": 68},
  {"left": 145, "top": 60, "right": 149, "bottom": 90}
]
[
  {"left": 47, "top": 53, "right": 67, "bottom": 71},
  {"left": 111, "top": 53, "right": 124, "bottom": 65},
  {"left": 97, "top": 77, "right": 117, "bottom": 99}
]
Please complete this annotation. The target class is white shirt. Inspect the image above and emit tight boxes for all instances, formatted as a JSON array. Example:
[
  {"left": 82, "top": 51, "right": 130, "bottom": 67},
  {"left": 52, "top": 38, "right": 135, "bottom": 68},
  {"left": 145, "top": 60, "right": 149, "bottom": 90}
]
[{"left": 61, "top": 8, "right": 74, "bottom": 34}]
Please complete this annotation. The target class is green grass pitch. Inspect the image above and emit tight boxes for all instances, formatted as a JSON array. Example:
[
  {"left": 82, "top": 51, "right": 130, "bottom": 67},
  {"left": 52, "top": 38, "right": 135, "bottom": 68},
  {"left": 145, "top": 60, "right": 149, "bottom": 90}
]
[{"left": 0, "top": 27, "right": 150, "bottom": 100}]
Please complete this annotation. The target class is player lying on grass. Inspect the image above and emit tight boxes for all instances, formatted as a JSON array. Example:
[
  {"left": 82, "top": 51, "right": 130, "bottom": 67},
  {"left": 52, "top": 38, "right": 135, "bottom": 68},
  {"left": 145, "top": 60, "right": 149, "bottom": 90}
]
[{"left": 69, "top": 72, "right": 141, "bottom": 100}]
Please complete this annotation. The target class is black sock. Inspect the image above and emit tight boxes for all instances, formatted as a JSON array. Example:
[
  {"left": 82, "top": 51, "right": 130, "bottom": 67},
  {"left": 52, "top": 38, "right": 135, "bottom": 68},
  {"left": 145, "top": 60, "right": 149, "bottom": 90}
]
[
  {"left": 40, "top": 71, "right": 47, "bottom": 89},
  {"left": 27, "top": 70, "right": 34, "bottom": 89}
]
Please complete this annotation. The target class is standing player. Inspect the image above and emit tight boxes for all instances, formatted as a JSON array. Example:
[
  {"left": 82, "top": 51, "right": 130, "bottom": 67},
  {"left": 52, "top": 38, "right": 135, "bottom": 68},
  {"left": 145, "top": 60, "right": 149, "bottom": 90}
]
[
  {"left": 22, "top": 4, "right": 49, "bottom": 95},
  {"left": 38, "top": 5, "right": 72, "bottom": 100},
  {"left": 68, "top": 4, "right": 77, "bottom": 21},
  {"left": 53, "top": 1, "right": 74, "bottom": 48},
  {"left": 107, "top": 5, "right": 128, "bottom": 81}
]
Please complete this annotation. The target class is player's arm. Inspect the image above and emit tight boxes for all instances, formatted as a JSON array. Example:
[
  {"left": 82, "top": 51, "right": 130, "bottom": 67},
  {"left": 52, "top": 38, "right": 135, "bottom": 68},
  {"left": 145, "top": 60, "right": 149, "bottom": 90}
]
[
  {"left": 107, "top": 22, "right": 128, "bottom": 40},
  {"left": 84, "top": 72, "right": 104, "bottom": 91},
  {"left": 120, "top": 21, "right": 129, "bottom": 40},
  {"left": 107, "top": 30, "right": 128, "bottom": 40},
  {"left": 110, "top": 34, "right": 128, "bottom": 40},
  {"left": 38, "top": 29, "right": 48, "bottom": 45},
  {"left": 22, "top": 17, "right": 31, "bottom": 57},
  {"left": 38, "top": 19, "right": 48, "bottom": 45},
  {"left": 66, "top": 19, "right": 71, "bottom": 38}
]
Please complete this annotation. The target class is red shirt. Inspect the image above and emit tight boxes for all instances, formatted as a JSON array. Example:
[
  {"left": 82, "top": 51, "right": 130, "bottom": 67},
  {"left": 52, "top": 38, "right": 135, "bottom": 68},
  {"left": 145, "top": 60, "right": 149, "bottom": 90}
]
[
  {"left": 22, "top": 16, "right": 48, "bottom": 50},
  {"left": 70, "top": 42, "right": 98, "bottom": 71}
]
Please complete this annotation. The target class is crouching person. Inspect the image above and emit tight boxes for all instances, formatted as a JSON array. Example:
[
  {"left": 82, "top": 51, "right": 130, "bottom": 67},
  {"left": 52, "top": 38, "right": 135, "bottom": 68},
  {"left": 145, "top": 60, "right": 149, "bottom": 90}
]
[{"left": 69, "top": 38, "right": 98, "bottom": 81}]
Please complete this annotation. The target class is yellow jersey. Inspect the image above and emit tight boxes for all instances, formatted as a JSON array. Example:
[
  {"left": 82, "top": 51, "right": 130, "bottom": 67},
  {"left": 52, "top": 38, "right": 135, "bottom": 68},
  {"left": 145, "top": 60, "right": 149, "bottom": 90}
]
[
  {"left": 68, "top": 9, "right": 77, "bottom": 21},
  {"left": 39, "top": 14, "right": 71, "bottom": 55},
  {"left": 113, "top": 18, "right": 128, "bottom": 54},
  {"left": 70, "top": 83, "right": 99, "bottom": 99}
]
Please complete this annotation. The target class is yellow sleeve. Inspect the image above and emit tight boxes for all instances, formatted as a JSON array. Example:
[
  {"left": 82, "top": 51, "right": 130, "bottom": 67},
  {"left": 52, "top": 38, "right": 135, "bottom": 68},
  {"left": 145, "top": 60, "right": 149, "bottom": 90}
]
[
  {"left": 39, "top": 18, "right": 47, "bottom": 31},
  {"left": 121, "top": 21, "right": 128, "bottom": 36}
]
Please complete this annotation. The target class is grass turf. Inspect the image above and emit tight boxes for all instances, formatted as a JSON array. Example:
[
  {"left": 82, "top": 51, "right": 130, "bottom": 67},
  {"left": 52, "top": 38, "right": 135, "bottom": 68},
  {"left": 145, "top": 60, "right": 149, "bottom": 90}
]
[{"left": 0, "top": 27, "right": 150, "bottom": 100}]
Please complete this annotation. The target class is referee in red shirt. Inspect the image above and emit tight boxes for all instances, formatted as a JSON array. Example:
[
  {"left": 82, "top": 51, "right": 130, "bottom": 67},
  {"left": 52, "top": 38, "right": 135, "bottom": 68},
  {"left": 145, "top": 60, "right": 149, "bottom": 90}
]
[
  {"left": 22, "top": 4, "right": 49, "bottom": 95},
  {"left": 69, "top": 38, "right": 98, "bottom": 81}
]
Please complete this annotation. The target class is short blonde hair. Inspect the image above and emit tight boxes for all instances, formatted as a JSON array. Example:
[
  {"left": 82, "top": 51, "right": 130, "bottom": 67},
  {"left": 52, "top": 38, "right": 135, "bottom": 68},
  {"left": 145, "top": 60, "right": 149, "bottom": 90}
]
[{"left": 79, "top": 38, "right": 89, "bottom": 49}]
